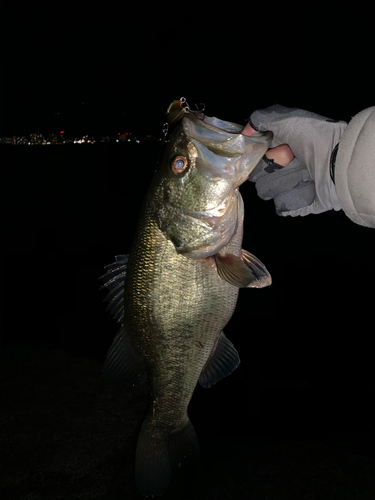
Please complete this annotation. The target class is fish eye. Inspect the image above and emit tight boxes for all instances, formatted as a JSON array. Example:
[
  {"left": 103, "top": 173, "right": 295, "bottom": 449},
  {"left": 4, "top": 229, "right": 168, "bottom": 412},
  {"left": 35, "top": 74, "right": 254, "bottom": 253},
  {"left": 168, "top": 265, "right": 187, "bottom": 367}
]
[{"left": 171, "top": 155, "right": 188, "bottom": 174}]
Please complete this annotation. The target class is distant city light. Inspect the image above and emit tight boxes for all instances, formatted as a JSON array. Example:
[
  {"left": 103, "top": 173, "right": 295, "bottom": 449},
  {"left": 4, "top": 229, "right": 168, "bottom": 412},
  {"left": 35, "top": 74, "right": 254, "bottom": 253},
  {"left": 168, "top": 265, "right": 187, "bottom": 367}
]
[{"left": 0, "top": 131, "right": 158, "bottom": 146}]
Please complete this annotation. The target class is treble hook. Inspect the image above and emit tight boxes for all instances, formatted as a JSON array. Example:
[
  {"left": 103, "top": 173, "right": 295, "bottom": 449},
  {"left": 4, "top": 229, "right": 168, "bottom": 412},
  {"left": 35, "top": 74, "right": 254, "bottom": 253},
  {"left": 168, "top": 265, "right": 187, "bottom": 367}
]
[
  {"left": 180, "top": 97, "right": 206, "bottom": 116},
  {"left": 162, "top": 122, "right": 169, "bottom": 141},
  {"left": 194, "top": 102, "right": 206, "bottom": 113}
]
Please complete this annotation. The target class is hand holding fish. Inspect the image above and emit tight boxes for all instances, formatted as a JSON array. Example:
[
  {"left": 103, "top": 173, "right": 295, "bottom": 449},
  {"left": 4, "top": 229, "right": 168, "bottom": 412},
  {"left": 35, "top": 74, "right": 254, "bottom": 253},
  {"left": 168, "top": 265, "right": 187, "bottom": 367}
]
[{"left": 243, "top": 104, "right": 347, "bottom": 217}]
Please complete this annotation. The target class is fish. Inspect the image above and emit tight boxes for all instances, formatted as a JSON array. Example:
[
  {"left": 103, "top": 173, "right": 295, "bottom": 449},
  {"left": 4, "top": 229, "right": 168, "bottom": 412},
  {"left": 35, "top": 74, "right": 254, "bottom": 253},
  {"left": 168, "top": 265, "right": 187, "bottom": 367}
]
[{"left": 100, "top": 100, "right": 272, "bottom": 497}]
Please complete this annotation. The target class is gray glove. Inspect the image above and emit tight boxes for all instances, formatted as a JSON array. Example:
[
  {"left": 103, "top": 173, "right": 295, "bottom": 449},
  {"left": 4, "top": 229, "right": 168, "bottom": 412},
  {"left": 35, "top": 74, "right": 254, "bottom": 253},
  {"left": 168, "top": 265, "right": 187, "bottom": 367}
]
[{"left": 248, "top": 104, "right": 347, "bottom": 216}]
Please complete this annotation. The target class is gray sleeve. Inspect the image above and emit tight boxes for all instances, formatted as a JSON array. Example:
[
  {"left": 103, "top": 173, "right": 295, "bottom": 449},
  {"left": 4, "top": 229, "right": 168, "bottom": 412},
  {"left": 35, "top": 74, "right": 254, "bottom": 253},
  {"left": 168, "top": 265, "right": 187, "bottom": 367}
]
[{"left": 335, "top": 106, "right": 375, "bottom": 228}]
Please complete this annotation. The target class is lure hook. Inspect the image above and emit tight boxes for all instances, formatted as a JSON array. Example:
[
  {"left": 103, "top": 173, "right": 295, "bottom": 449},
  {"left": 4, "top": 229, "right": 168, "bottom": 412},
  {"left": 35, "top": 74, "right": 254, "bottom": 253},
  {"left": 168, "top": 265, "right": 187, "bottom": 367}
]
[
  {"left": 194, "top": 102, "right": 206, "bottom": 113},
  {"left": 180, "top": 97, "right": 206, "bottom": 118},
  {"left": 162, "top": 122, "right": 169, "bottom": 140}
]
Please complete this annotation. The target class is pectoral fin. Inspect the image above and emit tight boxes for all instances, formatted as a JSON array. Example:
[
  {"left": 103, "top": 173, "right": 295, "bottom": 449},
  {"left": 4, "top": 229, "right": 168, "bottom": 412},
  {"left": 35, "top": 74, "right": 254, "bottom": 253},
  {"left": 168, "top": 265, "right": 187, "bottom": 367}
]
[{"left": 215, "top": 249, "right": 271, "bottom": 288}]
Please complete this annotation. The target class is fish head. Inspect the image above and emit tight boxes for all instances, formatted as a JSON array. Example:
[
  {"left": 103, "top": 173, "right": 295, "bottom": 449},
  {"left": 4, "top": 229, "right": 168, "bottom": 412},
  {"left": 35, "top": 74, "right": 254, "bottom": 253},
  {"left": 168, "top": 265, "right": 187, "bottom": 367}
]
[{"left": 150, "top": 100, "right": 272, "bottom": 259}]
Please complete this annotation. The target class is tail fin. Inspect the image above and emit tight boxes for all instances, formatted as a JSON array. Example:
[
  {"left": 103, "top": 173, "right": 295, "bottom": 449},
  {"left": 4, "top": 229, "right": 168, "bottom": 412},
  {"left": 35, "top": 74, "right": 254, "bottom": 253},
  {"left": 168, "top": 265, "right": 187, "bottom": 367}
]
[{"left": 135, "top": 417, "right": 199, "bottom": 497}]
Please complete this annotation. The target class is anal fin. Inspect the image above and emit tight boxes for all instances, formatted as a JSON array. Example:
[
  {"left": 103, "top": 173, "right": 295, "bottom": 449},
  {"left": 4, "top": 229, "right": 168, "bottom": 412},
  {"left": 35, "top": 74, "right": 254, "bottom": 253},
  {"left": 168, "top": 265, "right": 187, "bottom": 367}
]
[
  {"left": 199, "top": 331, "right": 240, "bottom": 389},
  {"left": 101, "top": 326, "right": 147, "bottom": 390}
]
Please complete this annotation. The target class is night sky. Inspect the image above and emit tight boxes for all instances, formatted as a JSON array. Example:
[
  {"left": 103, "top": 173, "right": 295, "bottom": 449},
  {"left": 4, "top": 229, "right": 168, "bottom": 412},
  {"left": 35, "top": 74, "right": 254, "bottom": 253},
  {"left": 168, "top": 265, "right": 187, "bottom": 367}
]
[{"left": 1, "top": 7, "right": 373, "bottom": 136}]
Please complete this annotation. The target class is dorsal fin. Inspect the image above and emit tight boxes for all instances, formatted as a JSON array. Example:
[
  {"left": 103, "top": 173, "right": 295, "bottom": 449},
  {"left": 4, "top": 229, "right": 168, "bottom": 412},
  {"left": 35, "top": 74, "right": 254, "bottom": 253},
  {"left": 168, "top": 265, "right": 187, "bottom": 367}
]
[
  {"left": 199, "top": 332, "right": 240, "bottom": 389},
  {"left": 99, "top": 256, "right": 147, "bottom": 388},
  {"left": 99, "top": 255, "right": 128, "bottom": 324}
]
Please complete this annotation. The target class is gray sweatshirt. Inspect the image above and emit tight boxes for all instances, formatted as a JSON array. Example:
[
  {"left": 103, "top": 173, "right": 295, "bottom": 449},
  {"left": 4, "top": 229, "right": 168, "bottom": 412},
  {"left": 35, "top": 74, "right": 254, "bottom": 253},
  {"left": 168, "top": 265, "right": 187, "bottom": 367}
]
[{"left": 335, "top": 106, "right": 375, "bottom": 228}]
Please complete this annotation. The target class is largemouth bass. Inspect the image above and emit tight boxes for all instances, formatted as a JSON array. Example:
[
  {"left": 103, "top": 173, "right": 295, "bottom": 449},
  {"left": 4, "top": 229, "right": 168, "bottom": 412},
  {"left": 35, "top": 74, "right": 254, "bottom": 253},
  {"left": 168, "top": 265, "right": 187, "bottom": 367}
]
[{"left": 100, "top": 100, "right": 272, "bottom": 497}]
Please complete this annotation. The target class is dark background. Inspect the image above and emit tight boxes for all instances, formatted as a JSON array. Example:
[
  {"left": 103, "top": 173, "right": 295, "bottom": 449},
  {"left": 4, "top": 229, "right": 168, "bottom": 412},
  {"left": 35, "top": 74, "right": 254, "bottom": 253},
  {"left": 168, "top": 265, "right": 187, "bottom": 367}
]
[
  {"left": 1, "top": 6, "right": 374, "bottom": 136},
  {"left": 1, "top": 4, "right": 375, "bottom": 500}
]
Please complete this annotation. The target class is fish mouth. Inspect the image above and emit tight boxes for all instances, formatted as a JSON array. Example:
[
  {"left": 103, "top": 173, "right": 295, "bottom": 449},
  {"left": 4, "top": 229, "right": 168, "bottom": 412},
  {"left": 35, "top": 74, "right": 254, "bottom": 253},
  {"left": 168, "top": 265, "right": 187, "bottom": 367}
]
[
  {"left": 161, "top": 100, "right": 272, "bottom": 260},
  {"left": 182, "top": 112, "right": 272, "bottom": 184}
]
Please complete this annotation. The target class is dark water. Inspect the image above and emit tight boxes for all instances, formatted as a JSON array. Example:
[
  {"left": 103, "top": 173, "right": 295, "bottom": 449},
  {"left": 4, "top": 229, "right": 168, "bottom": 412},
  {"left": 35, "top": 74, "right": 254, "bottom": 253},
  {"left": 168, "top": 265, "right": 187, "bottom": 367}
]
[
  {"left": 2, "top": 142, "right": 374, "bottom": 370},
  {"left": 2, "top": 143, "right": 160, "bottom": 358}
]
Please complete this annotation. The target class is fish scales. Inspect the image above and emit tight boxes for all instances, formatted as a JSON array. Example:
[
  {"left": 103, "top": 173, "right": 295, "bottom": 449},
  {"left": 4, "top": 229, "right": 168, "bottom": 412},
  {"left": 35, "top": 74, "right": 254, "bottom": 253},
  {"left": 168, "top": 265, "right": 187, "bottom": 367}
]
[
  {"left": 100, "top": 100, "right": 272, "bottom": 497},
  {"left": 125, "top": 213, "right": 239, "bottom": 425}
]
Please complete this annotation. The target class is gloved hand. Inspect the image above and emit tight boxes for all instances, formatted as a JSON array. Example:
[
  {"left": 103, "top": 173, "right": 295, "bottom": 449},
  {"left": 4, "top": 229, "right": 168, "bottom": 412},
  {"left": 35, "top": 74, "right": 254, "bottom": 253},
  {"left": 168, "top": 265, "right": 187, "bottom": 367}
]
[{"left": 245, "top": 104, "right": 347, "bottom": 216}]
